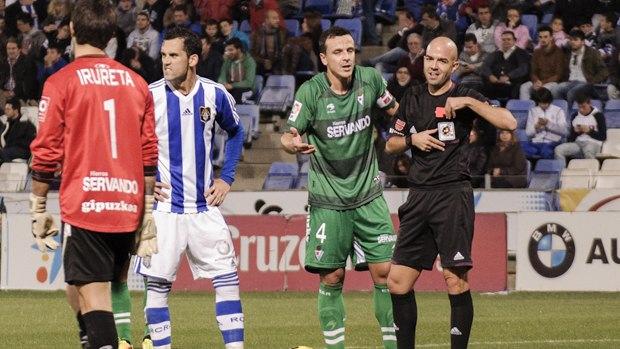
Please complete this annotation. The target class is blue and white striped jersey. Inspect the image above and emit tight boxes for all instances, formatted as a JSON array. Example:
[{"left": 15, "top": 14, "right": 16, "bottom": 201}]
[{"left": 150, "top": 77, "right": 244, "bottom": 213}]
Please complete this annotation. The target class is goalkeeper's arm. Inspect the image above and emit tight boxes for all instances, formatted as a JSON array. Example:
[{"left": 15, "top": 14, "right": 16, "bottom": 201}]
[
  {"left": 30, "top": 178, "right": 60, "bottom": 252},
  {"left": 136, "top": 175, "right": 158, "bottom": 259}
]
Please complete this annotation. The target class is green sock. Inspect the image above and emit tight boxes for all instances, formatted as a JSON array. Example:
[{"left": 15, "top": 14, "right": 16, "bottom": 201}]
[
  {"left": 318, "top": 283, "right": 346, "bottom": 349},
  {"left": 111, "top": 281, "right": 132, "bottom": 342},
  {"left": 374, "top": 284, "right": 396, "bottom": 349},
  {"left": 142, "top": 277, "right": 150, "bottom": 339}
]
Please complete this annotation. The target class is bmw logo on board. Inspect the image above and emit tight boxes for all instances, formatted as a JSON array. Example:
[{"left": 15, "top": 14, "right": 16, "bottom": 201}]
[{"left": 528, "top": 223, "right": 576, "bottom": 278}]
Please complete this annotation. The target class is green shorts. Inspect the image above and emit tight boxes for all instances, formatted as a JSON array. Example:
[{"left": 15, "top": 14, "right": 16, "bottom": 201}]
[{"left": 304, "top": 196, "right": 395, "bottom": 273}]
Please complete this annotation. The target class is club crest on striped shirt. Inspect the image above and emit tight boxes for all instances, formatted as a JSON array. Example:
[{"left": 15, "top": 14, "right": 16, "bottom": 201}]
[{"left": 200, "top": 106, "right": 211, "bottom": 123}]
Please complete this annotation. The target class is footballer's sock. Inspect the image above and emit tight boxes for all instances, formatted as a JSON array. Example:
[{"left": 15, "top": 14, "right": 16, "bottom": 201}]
[
  {"left": 391, "top": 291, "right": 417, "bottom": 349},
  {"left": 318, "top": 283, "right": 346, "bottom": 349},
  {"left": 76, "top": 311, "right": 89, "bottom": 348},
  {"left": 145, "top": 278, "right": 173, "bottom": 349},
  {"left": 373, "top": 284, "right": 396, "bottom": 349},
  {"left": 111, "top": 281, "right": 132, "bottom": 342},
  {"left": 449, "top": 290, "right": 473, "bottom": 349},
  {"left": 82, "top": 310, "right": 118, "bottom": 349},
  {"left": 142, "top": 277, "right": 150, "bottom": 339},
  {"left": 213, "top": 272, "right": 244, "bottom": 349}
]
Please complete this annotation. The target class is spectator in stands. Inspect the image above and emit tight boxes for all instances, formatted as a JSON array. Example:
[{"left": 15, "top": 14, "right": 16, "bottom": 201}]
[
  {"left": 163, "top": 0, "right": 196, "bottom": 30},
  {"left": 523, "top": 88, "right": 567, "bottom": 159},
  {"left": 480, "top": 30, "right": 529, "bottom": 100},
  {"left": 281, "top": 11, "right": 322, "bottom": 75},
  {"left": 16, "top": 11, "right": 48, "bottom": 61},
  {"left": 520, "top": 26, "right": 565, "bottom": 100},
  {"left": 548, "top": 17, "right": 568, "bottom": 48},
  {"left": 120, "top": 46, "right": 158, "bottom": 83},
  {"left": 219, "top": 18, "right": 250, "bottom": 50},
  {"left": 395, "top": 32, "right": 425, "bottom": 84},
  {"left": 387, "top": 61, "right": 413, "bottom": 102},
  {"left": 577, "top": 20, "right": 597, "bottom": 48},
  {"left": 365, "top": 11, "right": 421, "bottom": 73},
  {"left": 0, "top": 16, "right": 6, "bottom": 61},
  {"left": 487, "top": 129, "right": 527, "bottom": 188},
  {"left": 48, "top": 19, "right": 70, "bottom": 58},
  {"left": 0, "top": 38, "right": 39, "bottom": 106},
  {"left": 609, "top": 52, "right": 620, "bottom": 100},
  {"left": 37, "top": 43, "right": 67, "bottom": 86},
  {"left": 127, "top": 11, "right": 161, "bottom": 61},
  {"left": 218, "top": 37, "right": 256, "bottom": 103},
  {"left": 456, "top": 33, "right": 487, "bottom": 91},
  {"left": 466, "top": 5, "right": 498, "bottom": 54},
  {"left": 0, "top": 97, "right": 36, "bottom": 165},
  {"left": 204, "top": 19, "right": 224, "bottom": 54},
  {"left": 251, "top": 9, "right": 287, "bottom": 75},
  {"left": 104, "top": 26, "right": 127, "bottom": 61},
  {"left": 142, "top": 0, "right": 168, "bottom": 32},
  {"left": 554, "top": 94, "right": 606, "bottom": 165},
  {"left": 436, "top": 0, "right": 461, "bottom": 23},
  {"left": 419, "top": 5, "right": 457, "bottom": 47},
  {"left": 596, "top": 13, "right": 618, "bottom": 66},
  {"left": 5, "top": 0, "right": 47, "bottom": 38},
  {"left": 466, "top": 126, "right": 488, "bottom": 188},
  {"left": 555, "top": 29, "right": 608, "bottom": 108},
  {"left": 195, "top": 0, "right": 234, "bottom": 24},
  {"left": 459, "top": 0, "right": 489, "bottom": 24},
  {"left": 167, "top": 5, "right": 202, "bottom": 35},
  {"left": 116, "top": 0, "right": 137, "bottom": 37},
  {"left": 361, "top": 0, "right": 381, "bottom": 46},
  {"left": 40, "top": 0, "right": 70, "bottom": 41},
  {"left": 493, "top": 7, "right": 531, "bottom": 50},
  {"left": 249, "top": 0, "right": 286, "bottom": 34},
  {"left": 197, "top": 35, "right": 223, "bottom": 81},
  {"left": 390, "top": 154, "right": 411, "bottom": 188}
]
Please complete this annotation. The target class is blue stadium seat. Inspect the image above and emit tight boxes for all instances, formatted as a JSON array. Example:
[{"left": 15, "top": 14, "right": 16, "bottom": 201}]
[
  {"left": 375, "top": 0, "right": 397, "bottom": 24},
  {"left": 605, "top": 99, "right": 620, "bottom": 111},
  {"left": 299, "top": 161, "right": 310, "bottom": 174},
  {"left": 259, "top": 75, "right": 296, "bottom": 112},
  {"left": 284, "top": 19, "right": 300, "bottom": 37},
  {"left": 296, "top": 174, "right": 308, "bottom": 189},
  {"left": 263, "top": 176, "right": 295, "bottom": 190},
  {"left": 516, "top": 128, "right": 528, "bottom": 142},
  {"left": 239, "top": 20, "right": 251, "bottom": 36},
  {"left": 268, "top": 162, "right": 298, "bottom": 176},
  {"left": 521, "top": 14, "right": 538, "bottom": 43},
  {"left": 304, "top": 0, "right": 334, "bottom": 15},
  {"left": 321, "top": 19, "right": 332, "bottom": 30},
  {"left": 254, "top": 74, "right": 264, "bottom": 97},
  {"left": 506, "top": 99, "right": 534, "bottom": 129},
  {"left": 334, "top": 18, "right": 362, "bottom": 49},
  {"left": 534, "top": 159, "right": 564, "bottom": 173},
  {"left": 236, "top": 104, "right": 260, "bottom": 143},
  {"left": 528, "top": 173, "right": 559, "bottom": 190},
  {"left": 489, "top": 99, "right": 501, "bottom": 106},
  {"left": 570, "top": 99, "right": 603, "bottom": 115},
  {"left": 605, "top": 111, "right": 620, "bottom": 128},
  {"left": 541, "top": 13, "right": 553, "bottom": 25},
  {"left": 552, "top": 99, "right": 568, "bottom": 119}
]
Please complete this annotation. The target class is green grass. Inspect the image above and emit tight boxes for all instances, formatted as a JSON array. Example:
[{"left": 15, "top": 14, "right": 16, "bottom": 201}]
[{"left": 1, "top": 291, "right": 619, "bottom": 348}]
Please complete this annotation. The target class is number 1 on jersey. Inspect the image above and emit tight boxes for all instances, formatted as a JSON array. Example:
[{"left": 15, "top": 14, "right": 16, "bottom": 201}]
[
  {"left": 316, "top": 223, "right": 327, "bottom": 244},
  {"left": 103, "top": 99, "right": 118, "bottom": 159}
]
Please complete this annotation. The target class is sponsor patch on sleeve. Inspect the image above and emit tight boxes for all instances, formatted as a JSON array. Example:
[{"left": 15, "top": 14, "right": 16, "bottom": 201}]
[
  {"left": 38, "top": 96, "right": 51, "bottom": 123},
  {"left": 289, "top": 100, "right": 302, "bottom": 122},
  {"left": 376, "top": 90, "right": 394, "bottom": 108},
  {"left": 394, "top": 119, "right": 406, "bottom": 131}
]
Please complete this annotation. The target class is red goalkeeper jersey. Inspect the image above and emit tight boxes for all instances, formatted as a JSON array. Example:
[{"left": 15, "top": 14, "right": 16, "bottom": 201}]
[{"left": 30, "top": 55, "right": 158, "bottom": 233}]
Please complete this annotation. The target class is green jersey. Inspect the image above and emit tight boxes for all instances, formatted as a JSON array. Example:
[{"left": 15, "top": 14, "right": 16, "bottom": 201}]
[{"left": 287, "top": 66, "right": 396, "bottom": 210}]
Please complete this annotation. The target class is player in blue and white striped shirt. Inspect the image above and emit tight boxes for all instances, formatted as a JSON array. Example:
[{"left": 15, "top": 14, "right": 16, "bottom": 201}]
[{"left": 135, "top": 27, "right": 245, "bottom": 349}]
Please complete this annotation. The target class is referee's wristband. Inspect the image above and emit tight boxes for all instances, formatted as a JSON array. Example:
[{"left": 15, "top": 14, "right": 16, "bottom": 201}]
[{"left": 405, "top": 134, "right": 412, "bottom": 148}]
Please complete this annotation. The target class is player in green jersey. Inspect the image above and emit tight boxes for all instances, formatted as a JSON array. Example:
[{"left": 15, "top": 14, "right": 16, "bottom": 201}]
[{"left": 281, "top": 26, "right": 399, "bottom": 349}]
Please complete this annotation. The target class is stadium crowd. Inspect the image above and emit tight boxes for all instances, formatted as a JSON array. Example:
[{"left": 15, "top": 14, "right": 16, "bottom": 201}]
[{"left": 1, "top": 0, "right": 620, "bottom": 189}]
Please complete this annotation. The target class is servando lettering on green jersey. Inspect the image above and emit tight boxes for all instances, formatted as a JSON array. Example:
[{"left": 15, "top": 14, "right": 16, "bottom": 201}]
[{"left": 326, "top": 115, "right": 371, "bottom": 138}]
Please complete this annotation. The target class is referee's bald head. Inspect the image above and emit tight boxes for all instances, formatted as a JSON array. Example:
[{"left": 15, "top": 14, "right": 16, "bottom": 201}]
[{"left": 426, "top": 37, "right": 458, "bottom": 61}]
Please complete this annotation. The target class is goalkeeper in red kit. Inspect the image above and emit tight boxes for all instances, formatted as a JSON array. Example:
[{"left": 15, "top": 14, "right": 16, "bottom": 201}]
[{"left": 28, "top": 0, "right": 158, "bottom": 348}]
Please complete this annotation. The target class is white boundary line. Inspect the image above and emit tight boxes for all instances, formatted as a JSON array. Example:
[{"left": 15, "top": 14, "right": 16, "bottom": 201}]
[{"left": 347, "top": 338, "right": 620, "bottom": 348}]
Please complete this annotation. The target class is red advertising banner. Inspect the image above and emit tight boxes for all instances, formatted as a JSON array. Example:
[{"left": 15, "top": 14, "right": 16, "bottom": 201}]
[{"left": 173, "top": 214, "right": 507, "bottom": 292}]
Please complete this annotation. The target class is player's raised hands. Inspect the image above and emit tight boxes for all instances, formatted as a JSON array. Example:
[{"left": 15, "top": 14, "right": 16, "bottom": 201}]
[
  {"left": 154, "top": 181, "right": 171, "bottom": 202},
  {"left": 206, "top": 178, "right": 230, "bottom": 206},
  {"left": 411, "top": 129, "right": 445, "bottom": 152},
  {"left": 444, "top": 97, "right": 472, "bottom": 119},
  {"left": 290, "top": 127, "right": 316, "bottom": 154}
]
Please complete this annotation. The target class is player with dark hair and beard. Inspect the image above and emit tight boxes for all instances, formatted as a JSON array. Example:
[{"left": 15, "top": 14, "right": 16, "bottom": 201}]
[{"left": 385, "top": 36, "right": 516, "bottom": 349}]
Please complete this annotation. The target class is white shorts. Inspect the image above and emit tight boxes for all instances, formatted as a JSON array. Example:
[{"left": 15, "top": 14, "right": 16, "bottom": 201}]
[{"left": 135, "top": 208, "right": 237, "bottom": 281}]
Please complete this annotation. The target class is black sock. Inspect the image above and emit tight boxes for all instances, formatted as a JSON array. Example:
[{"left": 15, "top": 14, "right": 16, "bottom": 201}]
[
  {"left": 82, "top": 310, "right": 118, "bottom": 349},
  {"left": 76, "top": 311, "right": 89, "bottom": 348},
  {"left": 391, "top": 291, "right": 417, "bottom": 349},
  {"left": 449, "top": 290, "right": 474, "bottom": 349}
]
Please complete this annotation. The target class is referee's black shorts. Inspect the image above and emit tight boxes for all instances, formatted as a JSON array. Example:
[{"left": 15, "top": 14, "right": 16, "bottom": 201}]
[
  {"left": 392, "top": 181, "right": 474, "bottom": 271},
  {"left": 63, "top": 223, "right": 135, "bottom": 285}
]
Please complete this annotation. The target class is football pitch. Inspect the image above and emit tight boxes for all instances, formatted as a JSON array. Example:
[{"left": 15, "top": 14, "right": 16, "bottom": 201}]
[{"left": 1, "top": 291, "right": 619, "bottom": 348}]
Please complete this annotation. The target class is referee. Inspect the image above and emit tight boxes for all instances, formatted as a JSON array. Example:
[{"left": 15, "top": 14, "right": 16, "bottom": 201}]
[{"left": 385, "top": 37, "right": 517, "bottom": 349}]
